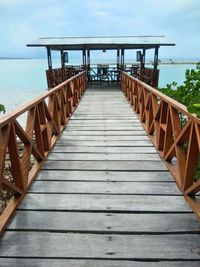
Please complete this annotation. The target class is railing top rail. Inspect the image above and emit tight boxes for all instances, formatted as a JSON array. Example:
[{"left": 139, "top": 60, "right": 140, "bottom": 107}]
[
  {"left": 0, "top": 71, "right": 86, "bottom": 127},
  {"left": 122, "top": 71, "right": 200, "bottom": 124}
]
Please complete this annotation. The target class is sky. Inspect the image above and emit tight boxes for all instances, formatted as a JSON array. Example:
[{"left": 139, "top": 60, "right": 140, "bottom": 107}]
[{"left": 0, "top": 0, "right": 199, "bottom": 60}]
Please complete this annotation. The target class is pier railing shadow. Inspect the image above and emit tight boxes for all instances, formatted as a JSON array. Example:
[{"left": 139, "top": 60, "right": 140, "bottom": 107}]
[
  {"left": 0, "top": 71, "right": 87, "bottom": 234},
  {"left": 121, "top": 71, "right": 200, "bottom": 218}
]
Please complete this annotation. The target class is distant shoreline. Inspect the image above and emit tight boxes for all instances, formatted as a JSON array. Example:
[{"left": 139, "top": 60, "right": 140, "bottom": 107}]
[
  {"left": 147, "top": 62, "right": 199, "bottom": 65},
  {"left": 0, "top": 57, "right": 31, "bottom": 60},
  {"left": 0, "top": 57, "right": 199, "bottom": 65}
]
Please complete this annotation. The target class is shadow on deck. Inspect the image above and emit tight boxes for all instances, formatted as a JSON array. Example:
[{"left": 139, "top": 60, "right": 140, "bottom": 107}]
[{"left": 0, "top": 81, "right": 200, "bottom": 266}]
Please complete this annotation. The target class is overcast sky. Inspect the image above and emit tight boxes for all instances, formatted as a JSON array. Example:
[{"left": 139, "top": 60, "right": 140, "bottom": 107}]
[{"left": 0, "top": 0, "right": 199, "bottom": 59}]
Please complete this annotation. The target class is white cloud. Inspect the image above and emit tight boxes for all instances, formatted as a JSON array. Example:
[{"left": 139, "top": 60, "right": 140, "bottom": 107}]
[{"left": 0, "top": 0, "right": 199, "bottom": 58}]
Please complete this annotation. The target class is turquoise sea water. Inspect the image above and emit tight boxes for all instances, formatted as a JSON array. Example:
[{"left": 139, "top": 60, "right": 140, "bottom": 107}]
[{"left": 0, "top": 59, "right": 195, "bottom": 114}]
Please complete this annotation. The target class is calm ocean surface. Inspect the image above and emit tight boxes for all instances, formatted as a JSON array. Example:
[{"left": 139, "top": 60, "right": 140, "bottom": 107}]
[{"left": 0, "top": 59, "right": 196, "bottom": 114}]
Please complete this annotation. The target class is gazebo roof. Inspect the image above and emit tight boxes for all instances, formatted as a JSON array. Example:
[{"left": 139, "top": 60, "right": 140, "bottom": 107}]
[{"left": 27, "top": 35, "right": 175, "bottom": 50}]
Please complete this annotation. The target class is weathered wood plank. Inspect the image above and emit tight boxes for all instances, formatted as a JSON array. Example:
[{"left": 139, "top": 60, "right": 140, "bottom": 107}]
[
  {"left": 19, "top": 194, "right": 190, "bottom": 212},
  {"left": 61, "top": 130, "right": 147, "bottom": 136},
  {"left": 74, "top": 111, "right": 135, "bottom": 114},
  {"left": 52, "top": 146, "right": 157, "bottom": 153},
  {"left": 1, "top": 232, "right": 200, "bottom": 259},
  {"left": 48, "top": 153, "right": 160, "bottom": 161},
  {"left": 68, "top": 120, "right": 141, "bottom": 124},
  {"left": 67, "top": 122, "right": 142, "bottom": 126},
  {"left": 73, "top": 114, "right": 135, "bottom": 117},
  {"left": 37, "top": 170, "right": 173, "bottom": 182},
  {"left": 75, "top": 109, "right": 132, "bottom": 112},
  {"left": 29, "top": 181, "right": 180, "bottom": 195},
  {"left": 0, "top": 259, "right": 200, "bottom": 267},
  {"left": 42, "top": 160, "right": 167, "bottom": 171},
  {"left": 55, "top": 140, "right": 153, "bottom": 147},
  {"left": 8, "top": 211, "right": 199, "bottom": 233},
  {"left": 65, "top": 126, "right": 144, "bottom": 130},
  {"left": 71, "top": 117, "right": 138, "bottom": 120},
  {"left": 58, "top": 136, "right": 149, "bottom": 141},
  {"left": 75, "top": 111, "right": 134, "bottom": 114}
]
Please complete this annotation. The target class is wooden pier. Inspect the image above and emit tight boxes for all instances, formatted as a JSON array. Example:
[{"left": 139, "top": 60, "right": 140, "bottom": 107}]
[{"left": 0, "top": 83, "right": 200, "bottom": 266}]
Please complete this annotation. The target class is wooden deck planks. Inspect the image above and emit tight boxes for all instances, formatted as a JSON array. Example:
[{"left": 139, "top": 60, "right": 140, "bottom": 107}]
[
  {"left": 47, "top": 153, "right": 161, "bottom": 161},
  {"left": 1, "top": 232, "right": 200, "bottom": 259},
  {"left": 1, "top": 259, "right": 200, "bottom": 267},
  {"left": 8, "top": 211, "right": 199, "bottom": 233},
  {"left": 41, "top": 160, "right": 167, "bottom": 171},
  {"left": 19, "top": 194, "right": 190, "bottom": 212},
  {"left": 52, "top": 146, "right": 157, "bottom": 153},
  {"left": 60, "top": 130, "right": 147, "bottom": 135},
  {"left": 28, "top": 181, "right": 180, "bottom": 195},
  {"left": 1, "top": 85, "right": 200, "bottom": 266},
  {"left": 36, "top": 170, "right": 173, "bottom": 182},
  {"left": 56, "top": 135, "right": 149, "bottom": 141}
]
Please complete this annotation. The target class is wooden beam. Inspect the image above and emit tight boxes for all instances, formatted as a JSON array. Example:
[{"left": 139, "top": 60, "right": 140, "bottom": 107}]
[
  {"left": 82, "top": 49, "right": 86, "bottom": 69},
  {"left": 117, "top": 49, "right": 120, "bottom": 70},
  {"left": 47, "top": 47, "right": 52, "bottom": 70},
  {"left": 121, "top": 48, "right": 125, "bottom": 69},
  {"left": 142, "top": 49, "right": 146, "bottom": 69},
  {"left": 60, "top": 50, "right": 64, "bottom": 69},
  {"left": 154, "top": 46, "right": 159, "bottom": 70},
  {"left": 87, "top": 49, "right": 90, "bottom": 69}
]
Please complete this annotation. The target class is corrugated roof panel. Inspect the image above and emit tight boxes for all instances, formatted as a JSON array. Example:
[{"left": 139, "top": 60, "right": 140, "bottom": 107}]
[{"left": 27, "top": 36, "right": 175, "bottom": 49}]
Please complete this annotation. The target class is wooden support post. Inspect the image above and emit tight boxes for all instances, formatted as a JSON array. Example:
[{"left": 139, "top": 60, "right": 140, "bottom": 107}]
[
  {"left": 86, "top": 49, "right": 90, "bottom": 82},
  {"left": 117, "top": 49, "right": 120, "bottom": 70},
  {"left": 142, "top": 49, "right": 146, "bottom": 70},
  {"left": 47, "top": 47, "right": 52, "bottom": 70},
  {"left": 153, "top": 46, "right": 159, "bottom": 87},
  {"left": 82, "top": 49, "right": 86, "bottom": 69},
  {"left": 154, "top": 46, "right": 159, "bottom": 70},
  {"left": 121, "top": 48, "right": 125, "bottom": 69},
  {"left": 87, "top": 49, "right": 90, "bottom": 70},
  {"left": 60, "top": 50, "right": 64, "bottom": 69}
]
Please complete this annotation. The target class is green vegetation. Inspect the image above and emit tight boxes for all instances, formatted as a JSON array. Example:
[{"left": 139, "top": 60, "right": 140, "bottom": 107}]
[
  {"left": 159, "top": 62, "right": 200, "bottom": 117},
  {"left": 0, "top": 104, "right": 6, "bottom": 114}
]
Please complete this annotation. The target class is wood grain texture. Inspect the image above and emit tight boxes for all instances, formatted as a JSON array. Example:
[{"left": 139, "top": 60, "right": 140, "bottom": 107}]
[
  {"left": 1, "top": 232, "right": 200, "bottom": 259},
  {"left": 47, "top": 153, "right": 161, "bottom": 161},
  {"left": 52, "top": 146, "right": 157, "bottom": 153},
  {"left": 36, "top": 170, "right": 173, "bottom": 182},
  {"left": 42, "top": 160, "right": 167, "bottom": 171},
  {"left": 19, "top": 194, "right": 190, "bottom": 212},
  {"left": 8, "top": 211, "right": 199, "bottom": 233},
  {"left": 28, "top": 181, "right": 180, "bottom": 195},
  {"left": 1, "top": 259, "right": 200, "bottom": 267}
]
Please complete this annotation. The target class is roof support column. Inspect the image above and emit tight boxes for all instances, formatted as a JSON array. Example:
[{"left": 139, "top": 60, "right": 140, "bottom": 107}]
[
  {"left": 47, "top": 47, "right": 52, "bottom": 70},
  {"left": 117, "top": 49, "right": 120, "bottom": 70},
  {"left": 82, "top": 49, "right": 86, "bottom": 69},
  {"left": 154, "top": 46, "right": 159, "bottom": 70},
  {"left": 60, "top": 50, "right": 65, "bottom": 69},
  {"left": 121, "top": 48, "right": 125, "bottom": 69},
  {"left": 141, "top": 49, "right": 146, "bottom": 70},
  {"left": 87, "top": 49, "right": 90, "bottom": 70}
]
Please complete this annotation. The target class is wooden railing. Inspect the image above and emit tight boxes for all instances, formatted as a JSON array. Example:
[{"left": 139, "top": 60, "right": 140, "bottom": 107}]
[
  {"left": 121, "top": 71, "right": 200, "bottom": 218},
  {"left": 0, "top": 71, "right": 87, "bottom": 234},
  {"left": 140, "top": 67, "right": 159, "bottom": 88},
  {"left": 46, "top": 68, "right": 83, "bottom": 88}
]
